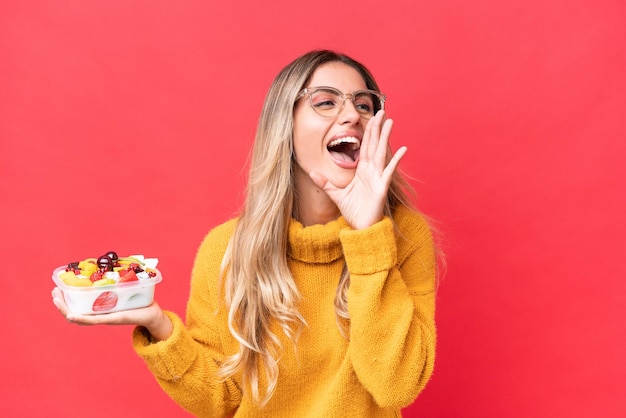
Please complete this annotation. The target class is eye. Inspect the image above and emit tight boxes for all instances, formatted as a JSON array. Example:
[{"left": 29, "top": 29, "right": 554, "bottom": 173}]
[
  {"left": 310, "top": 90, "right": 341, "bottom": 109},
  {"left": 353, "top": 93, "right": 375, "bottom": 114}
]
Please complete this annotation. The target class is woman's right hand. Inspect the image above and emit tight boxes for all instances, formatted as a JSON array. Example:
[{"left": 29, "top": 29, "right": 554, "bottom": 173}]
[
  {"left": 309, "top": 110, "right": 406, "bottom": 230},
  {"left": 51, "top": 287, "right": 174, "bottom": 341}
]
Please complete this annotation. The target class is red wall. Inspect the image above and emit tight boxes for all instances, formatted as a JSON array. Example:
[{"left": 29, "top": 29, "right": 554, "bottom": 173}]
[{"left": 1, "top": 1, "right": 624, "bottom": 416}]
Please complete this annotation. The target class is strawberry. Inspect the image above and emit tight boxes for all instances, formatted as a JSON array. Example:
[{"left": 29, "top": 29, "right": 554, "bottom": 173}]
[{"left": 118, "top": 269, "right": 139, "bottom": 283}]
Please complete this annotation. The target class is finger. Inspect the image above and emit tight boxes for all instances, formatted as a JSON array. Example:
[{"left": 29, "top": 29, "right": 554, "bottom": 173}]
[
  {"left": 360, "top": 114, "right": 375, "bottom": 162},
  {"left": 65, "top": 312, "right": 112, "bottom": 325},
  {"left": 52, "top": 287, "right": 70, "bottom": 317},
  {"left": 65, "top": 309, "right": 131, "bottom": 325},
  {"left": 361, "top": 110, "right": 384, "bottom": 162},
  {"left": 382, "top": 146, "right": 408, "bottom": 182},
  {"left": 309, "top": 171, "right": 335, "bottom": 192},
  {"left": 367, "top": 110, "right": 386, "bottom": 161},
  {"left": 374, "top": 118, "right": 394, "bottom": 169}
]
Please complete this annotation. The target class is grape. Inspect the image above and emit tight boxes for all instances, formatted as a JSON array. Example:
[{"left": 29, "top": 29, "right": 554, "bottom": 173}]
[
  {"left": 97, "top": 255, "right": 114, "bottom": 271},
  {"left": 104, "top": 251, "right": 119, "bottom": 264}
]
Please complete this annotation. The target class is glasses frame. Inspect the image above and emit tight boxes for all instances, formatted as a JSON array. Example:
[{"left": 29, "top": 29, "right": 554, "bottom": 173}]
[{"left": 296, "top": 86, "right": 386, "bottom": 120}]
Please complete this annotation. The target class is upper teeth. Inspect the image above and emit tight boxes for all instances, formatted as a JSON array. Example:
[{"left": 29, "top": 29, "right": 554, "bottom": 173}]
[{"left": 328, "top": 136, "right": 360, "bottom": 150}]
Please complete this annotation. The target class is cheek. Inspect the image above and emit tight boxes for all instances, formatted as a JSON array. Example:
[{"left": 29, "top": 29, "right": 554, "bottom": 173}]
[
  {"left": 293, "top": 112, "right": 331, "bottom": 153},
  {"left": 292, "top": 132, "right": 315, "bottom": 169},
  {"left": 293, "top": 125, "right": 325, "bottom": 167},
  {"left": 293, "top": 116, "right": 320, "bottom": 158}
]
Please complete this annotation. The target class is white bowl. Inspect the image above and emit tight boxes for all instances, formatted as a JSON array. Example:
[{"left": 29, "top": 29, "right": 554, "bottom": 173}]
[{"left": 52, "top": 266, "right": 162, "bottom": 314}]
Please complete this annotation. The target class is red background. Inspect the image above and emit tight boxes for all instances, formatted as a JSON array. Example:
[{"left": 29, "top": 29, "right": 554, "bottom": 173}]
[{"left": 1, "top": 1, "right": 625, "bottom": 417}]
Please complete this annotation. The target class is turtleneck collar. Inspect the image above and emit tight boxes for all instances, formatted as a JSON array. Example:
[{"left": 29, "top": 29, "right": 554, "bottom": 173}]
[{"left": 287, "top": 217, "right": 349, "bottom": 263}]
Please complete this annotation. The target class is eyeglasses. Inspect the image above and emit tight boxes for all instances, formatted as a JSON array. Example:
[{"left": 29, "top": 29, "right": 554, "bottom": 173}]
[{"left": 296, "top": 86, "right": 385, "bottom": 120}]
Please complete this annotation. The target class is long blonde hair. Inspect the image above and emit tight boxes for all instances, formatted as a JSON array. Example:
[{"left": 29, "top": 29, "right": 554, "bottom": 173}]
[{"left": 218, "top": 50, "right": 417, "bottom": 404}]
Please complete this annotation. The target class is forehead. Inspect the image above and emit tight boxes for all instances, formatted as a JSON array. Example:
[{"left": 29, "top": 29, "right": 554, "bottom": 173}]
[{"left": 306, "top": 62, "right": 368, "bottom": 91}]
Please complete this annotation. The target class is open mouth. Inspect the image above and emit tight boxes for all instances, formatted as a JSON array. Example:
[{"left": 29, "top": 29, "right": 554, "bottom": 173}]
[{"left": 327, "top": 136, "right": 361, "bottom": 163}]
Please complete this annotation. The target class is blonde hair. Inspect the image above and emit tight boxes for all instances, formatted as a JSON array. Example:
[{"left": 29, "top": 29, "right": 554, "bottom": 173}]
[{"left": 218, "top": 50, "right": 417, "bottom": 404}]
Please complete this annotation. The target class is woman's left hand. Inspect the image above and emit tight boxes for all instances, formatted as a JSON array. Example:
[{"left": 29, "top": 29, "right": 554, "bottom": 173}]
[{"left": 309, "top": 110, "right": 407, "bottom": 230}]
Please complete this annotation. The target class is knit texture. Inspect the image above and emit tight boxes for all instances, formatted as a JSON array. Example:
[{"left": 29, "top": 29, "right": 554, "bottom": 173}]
[{"left": 132, "top": 205, "right": 437, "bottom": 417}]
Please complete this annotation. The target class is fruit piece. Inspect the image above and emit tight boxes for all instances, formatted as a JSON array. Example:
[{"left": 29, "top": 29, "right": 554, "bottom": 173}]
[
  {"left": 59, "top": 270, "right": 76, "bottom": 280},
  {"left": 92, "top": 291, "right": 118, "bottom": 312},
  {"left": 119, "top": 256, "right": 145, "bottom": 266},
  {"left": 92, "top": 278, "right": 116, "bottom": 286},
  {"left": 97, "top": 255, "right": 114, "bottom": 271},
  {"left": 78, "top": 260, "right": 95, "bottom": 270},
  {"left": 80, "top": 262, "right": 98, "bottom": 277},
  {"left": 128, "top": 262, "right": 144, "bottom": 273},
  {"left": 142, "top": 258, "right": 159, "bottom": 269},
  {"left": 60, "top": 271, "right": 93, "bottom": 287},
  {"left": 90, "top": 270, "right": 104, "bottom": 282},
  {"left": 104, "top": 251, "right": 119, "bottom": 265},
  {"left": 118, "top": 269, "right": 139, "bottom": 283}
]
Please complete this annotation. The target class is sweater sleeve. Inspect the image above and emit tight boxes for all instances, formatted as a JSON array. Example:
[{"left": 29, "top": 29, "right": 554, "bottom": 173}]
[
  {"left": 340, "top": 208, "right": 437, "bottom": 408},
  {"left": 132, "top": 221, "right": 242, "bottom": 417}
]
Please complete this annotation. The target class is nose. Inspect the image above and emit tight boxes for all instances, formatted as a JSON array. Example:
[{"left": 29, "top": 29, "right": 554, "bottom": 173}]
[{"left": 337, "top": 98, "right": 361, "bottom": 124}]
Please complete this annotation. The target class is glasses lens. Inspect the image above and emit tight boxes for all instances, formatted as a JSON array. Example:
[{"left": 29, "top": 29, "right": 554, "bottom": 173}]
[
  {"left": 309, "top": 88, "right": 343, "bottom": 117},
  {"left": 353, "top": 92, "right": 379, "bottom": 118}
]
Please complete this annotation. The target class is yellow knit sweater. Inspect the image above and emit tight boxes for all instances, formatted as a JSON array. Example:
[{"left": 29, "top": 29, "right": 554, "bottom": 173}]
[{"left": 132, "top": 206, "right": 436, "bottom": 417}]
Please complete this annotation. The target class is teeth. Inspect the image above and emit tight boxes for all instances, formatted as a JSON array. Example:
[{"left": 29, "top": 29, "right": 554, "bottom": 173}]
[{"left": 328, "top": 136, "right": 360, "bottom": 150}]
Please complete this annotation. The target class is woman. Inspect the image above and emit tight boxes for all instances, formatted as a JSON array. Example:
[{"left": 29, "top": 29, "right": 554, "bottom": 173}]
[{"left": 52, "top": 49, "right": 438, "bottom": 417}]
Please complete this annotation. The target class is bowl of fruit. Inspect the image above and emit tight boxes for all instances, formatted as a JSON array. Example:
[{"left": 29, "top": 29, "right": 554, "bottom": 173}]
[{"left": 51, "top": 251, "right": 162, "bottom": 314}]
